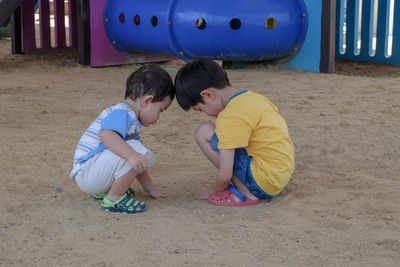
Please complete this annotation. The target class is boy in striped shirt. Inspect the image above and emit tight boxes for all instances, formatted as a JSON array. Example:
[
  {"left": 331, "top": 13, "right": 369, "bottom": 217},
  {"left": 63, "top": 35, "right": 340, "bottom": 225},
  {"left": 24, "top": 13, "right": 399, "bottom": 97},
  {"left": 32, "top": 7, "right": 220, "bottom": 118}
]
[{"left": 70, "top": 65, "right": 175, "bottom": 213}]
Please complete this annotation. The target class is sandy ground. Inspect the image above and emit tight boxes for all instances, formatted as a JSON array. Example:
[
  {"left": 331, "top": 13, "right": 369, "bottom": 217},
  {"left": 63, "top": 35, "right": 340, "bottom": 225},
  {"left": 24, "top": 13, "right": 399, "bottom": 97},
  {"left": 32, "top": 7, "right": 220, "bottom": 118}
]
[{"left": 0, "top": 38, "right": 399, "bottom": 266}]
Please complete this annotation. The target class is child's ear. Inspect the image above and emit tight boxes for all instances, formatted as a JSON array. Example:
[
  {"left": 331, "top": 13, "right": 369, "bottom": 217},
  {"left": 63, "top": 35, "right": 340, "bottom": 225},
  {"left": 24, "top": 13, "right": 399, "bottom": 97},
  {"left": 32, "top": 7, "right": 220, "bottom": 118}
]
[
  {"left": 200, "top": 88, "right": 216, "bottom": 100},
  {"left": 141, "top": 95, "right": 154, "bottom": 106}
]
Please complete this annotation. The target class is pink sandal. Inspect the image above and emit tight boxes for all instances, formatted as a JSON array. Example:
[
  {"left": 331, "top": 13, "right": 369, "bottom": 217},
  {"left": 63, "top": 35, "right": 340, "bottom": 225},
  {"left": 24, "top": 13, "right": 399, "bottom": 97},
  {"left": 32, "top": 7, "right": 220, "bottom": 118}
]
[{"left": 208, "top": 185, "right": 260, "bottom": 206}]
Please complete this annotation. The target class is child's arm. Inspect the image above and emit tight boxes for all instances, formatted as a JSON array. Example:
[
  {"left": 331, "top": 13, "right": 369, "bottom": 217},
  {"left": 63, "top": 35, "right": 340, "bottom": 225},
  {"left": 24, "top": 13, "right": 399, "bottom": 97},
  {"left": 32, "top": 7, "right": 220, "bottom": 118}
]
[
  {"left": 215, "top": 149, "right": 235, "bottom": 191},
  {"left": 99, "top": 129, "right": 149, "bottom": 171}
]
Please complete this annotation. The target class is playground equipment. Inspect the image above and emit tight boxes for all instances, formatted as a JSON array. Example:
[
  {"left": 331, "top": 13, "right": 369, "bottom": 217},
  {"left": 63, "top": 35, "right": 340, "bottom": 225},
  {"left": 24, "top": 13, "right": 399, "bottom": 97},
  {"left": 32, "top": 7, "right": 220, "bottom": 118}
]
[
  {"left": 104, "top": 0, "right": 308, "bottom": 63},
  {"left": 1, "top": 0, "right": 77, "bottom": 54},
  {"left": 0, "top": 0, "right": 21, "bottom": 39},
  {"left": 0, "top": 18, "right": 10, "bottom": 38},
  {"left": 0, "top": 0, "right": 22, "bottom": 26},
  {"left": 2, "top": 0, "right": 338, "bottom": 73},
  {"left": 336, "top": 0, "right": 400, "bottom": 65}
]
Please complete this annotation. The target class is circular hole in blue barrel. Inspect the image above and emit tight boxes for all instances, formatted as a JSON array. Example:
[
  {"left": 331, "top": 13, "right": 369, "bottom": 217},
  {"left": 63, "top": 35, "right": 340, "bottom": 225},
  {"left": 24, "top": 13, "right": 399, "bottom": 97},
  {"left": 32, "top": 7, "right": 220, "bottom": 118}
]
[
  {"left": 119, "top": 13, "right": 125, "bottom": 24},
  {"left": 196, "top": 18, "right": 206, "bottom": 30},
  {"left": 134, "top": 15, "right": 140, "bottom": 26},
  {"left": 266, "top": 17, "right": 276, "bottom": 30},
  {"left": 151, "top": 16, "right": 158, "bottom": 27},
  {"left": 230, "top": 18, "right": 241, "bottom": 30}
]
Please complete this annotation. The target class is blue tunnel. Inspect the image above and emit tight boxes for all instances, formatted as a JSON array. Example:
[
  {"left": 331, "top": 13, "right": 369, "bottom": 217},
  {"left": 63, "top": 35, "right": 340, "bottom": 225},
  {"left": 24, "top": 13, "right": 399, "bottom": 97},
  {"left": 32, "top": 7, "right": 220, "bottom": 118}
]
[{"left": 104, "top": 0, "right": 308, "bottom": 62}]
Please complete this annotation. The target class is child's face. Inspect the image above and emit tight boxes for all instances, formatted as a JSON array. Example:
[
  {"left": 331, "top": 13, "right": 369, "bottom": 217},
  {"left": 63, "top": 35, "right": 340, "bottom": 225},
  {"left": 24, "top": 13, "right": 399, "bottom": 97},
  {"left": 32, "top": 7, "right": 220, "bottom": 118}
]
[
  {"left": 191, "top": 90, "right": 224, "bottom": 117},
  {"left": 191, "top": 101, "right": 222, "bottom": 117},
  {"left": 140, "top": 96, "right": 172, "bottom": 126}
]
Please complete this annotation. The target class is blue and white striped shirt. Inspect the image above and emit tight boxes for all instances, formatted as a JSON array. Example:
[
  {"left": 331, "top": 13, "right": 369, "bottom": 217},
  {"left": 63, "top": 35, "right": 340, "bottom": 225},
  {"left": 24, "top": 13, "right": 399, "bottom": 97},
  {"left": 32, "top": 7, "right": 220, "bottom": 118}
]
[{"left": 70, "top": 102, "right": 141, "bottom": 179}]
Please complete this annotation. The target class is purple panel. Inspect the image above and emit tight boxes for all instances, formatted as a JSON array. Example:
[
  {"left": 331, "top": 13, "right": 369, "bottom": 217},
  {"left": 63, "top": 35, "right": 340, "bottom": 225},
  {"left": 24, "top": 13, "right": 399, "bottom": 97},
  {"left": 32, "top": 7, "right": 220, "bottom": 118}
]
[
  {"left": 39, "top": 0, "right": 51, "bottom": 50},
  {"left": 54, "top": 0, "right": 66, "bottom": 48},
  {"left": 21, "top": 0, "right": 37, "bottom": 53},
  {"left": 90, "top": 0, "right": 176, "bottom": 67},
  {"left": 90, "top": 0, "right": 128, "bottom": 66}
]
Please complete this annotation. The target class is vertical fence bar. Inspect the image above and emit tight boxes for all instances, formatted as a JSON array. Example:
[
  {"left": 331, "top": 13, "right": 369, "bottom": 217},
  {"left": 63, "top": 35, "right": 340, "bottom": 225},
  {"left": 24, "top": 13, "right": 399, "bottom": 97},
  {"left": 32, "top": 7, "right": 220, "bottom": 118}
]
[
  {"left": 11, "top": 6, "right": 23, "bottom": 54},
  {"left": 39, "top": 0, "right": 51, "bottom": 50},
  {"left": 391, "top": 0, "right": 400, "bottom": 63},
  {"left": 360, "top": 0, "right": 373, "bottom": 56},
  {"left": 69, "top": 0, "right": 78, "bottom": 48},
  {"left": 21, "top": 0, "right": 37, "bottom": 53},
  {"left": 375, "top": 0, "right": 389, "bottom": 58},
  {"left": 54, "top": 0, "right": 66, "bottom": 48},
  {"left": 384, "top": 0, "right": 391, "bottom": 57},
  {"left": 345, "top": 0, "right": 356, "bottom": 56},
  {"left": 370, "top": 0, "right": 375, "bottom": 56},
  {"left": 354, "top": 0, "right": 361, "bottom": 55},
  {"left": 336, "top": 0, "right": 345, "bottom": 55}
]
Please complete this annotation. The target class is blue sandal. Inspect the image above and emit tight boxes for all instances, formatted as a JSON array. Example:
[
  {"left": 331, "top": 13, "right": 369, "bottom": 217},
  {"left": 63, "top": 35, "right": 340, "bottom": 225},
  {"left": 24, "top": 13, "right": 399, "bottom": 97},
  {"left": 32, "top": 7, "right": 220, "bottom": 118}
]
[
  {"left": 93, "top": 188, "right": 135, "bottom": 200},
  {"left": 102, "top": 193, "right": 146, "bottom": 214}
]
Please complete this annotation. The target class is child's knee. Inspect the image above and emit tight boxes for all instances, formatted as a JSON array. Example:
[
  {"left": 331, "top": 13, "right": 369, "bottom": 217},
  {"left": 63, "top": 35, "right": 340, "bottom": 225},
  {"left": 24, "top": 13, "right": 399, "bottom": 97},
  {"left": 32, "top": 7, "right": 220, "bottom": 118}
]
[
  {"left": 145, "top": 150, "right": 156, "bottom": 166},
  {"left": 195, "top": 122, "right": 215, "bottom": 144}
]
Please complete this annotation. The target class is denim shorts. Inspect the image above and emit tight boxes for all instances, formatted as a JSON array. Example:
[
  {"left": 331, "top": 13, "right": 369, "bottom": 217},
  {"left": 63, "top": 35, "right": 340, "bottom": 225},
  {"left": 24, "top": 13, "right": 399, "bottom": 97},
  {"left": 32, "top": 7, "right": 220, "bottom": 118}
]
[{"left": 210, "top": 133, "right": 274, "bottom": 200}]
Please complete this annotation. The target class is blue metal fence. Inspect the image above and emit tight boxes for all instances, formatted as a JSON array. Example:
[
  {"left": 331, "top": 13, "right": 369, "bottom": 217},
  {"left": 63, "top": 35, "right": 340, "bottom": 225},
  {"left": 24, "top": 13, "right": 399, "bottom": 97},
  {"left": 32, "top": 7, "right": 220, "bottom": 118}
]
[{"left": 336, "top": 0, "right": 400, "bottom": 65}]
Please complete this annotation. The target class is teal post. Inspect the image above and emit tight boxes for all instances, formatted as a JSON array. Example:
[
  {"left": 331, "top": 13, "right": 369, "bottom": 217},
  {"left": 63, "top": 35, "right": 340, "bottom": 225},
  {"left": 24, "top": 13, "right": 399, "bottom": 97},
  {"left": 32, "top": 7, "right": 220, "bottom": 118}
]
[{"left": 284, "top": 0, "right": 322, "bottom": 73}]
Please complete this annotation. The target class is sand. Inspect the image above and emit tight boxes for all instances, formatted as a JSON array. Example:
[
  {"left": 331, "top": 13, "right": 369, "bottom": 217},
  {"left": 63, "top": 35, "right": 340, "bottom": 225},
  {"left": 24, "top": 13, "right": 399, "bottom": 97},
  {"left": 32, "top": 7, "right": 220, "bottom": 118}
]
[{"left": 0, "top": 38, "right": 399, "bottom": 266}]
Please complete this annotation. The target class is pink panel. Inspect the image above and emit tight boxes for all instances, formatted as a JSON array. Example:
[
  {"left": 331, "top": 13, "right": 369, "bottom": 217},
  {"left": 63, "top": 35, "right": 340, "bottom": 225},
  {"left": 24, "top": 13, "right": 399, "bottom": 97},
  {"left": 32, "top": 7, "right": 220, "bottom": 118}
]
[
  {"left": 54, "top": 0, "right": 66, "bottom": 48},
  {"left": 39, "top": 0, "right": 51, "bottom": 50},
  {"left": 20, "top": 0, "right": 77, "bottom": 54},
  {"left": 89, "top": 0, "right": 176, "bottom": 67},
  {"left": 68, "top": 0, "right": 78, "bottom": 48},
  {"left": 21, "top": 0, "right": 36, "bottom": 53}
]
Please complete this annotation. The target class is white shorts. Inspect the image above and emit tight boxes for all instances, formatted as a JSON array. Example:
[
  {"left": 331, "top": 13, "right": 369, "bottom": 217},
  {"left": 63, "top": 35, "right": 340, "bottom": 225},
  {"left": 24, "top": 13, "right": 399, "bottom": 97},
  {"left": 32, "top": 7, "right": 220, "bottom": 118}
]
[{"left": 74, "top": 139, "right": 156, "bottom": 194}]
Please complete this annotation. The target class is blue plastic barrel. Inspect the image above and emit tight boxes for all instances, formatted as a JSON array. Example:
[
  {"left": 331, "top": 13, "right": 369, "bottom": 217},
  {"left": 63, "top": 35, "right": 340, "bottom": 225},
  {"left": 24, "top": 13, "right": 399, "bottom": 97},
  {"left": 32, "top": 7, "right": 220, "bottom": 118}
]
[{"left": 104, "top": 0, "right": 308, "bottom": 62}]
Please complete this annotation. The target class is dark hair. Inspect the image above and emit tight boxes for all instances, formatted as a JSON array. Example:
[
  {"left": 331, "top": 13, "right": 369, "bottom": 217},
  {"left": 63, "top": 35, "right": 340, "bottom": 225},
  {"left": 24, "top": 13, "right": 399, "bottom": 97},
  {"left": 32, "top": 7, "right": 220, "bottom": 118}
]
[
  {"left": 174, "top": 58, "right": 230, "bottom": 110},
  {"left": 125, "top": 65, "right": 175, "bottom": 102}
]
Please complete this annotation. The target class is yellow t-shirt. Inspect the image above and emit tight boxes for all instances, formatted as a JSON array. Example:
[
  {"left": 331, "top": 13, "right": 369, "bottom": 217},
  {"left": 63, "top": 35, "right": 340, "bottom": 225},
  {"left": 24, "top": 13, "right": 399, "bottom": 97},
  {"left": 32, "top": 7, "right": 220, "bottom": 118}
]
[{"left": 215, "top": 91, "right": 294, "bottom": 196}]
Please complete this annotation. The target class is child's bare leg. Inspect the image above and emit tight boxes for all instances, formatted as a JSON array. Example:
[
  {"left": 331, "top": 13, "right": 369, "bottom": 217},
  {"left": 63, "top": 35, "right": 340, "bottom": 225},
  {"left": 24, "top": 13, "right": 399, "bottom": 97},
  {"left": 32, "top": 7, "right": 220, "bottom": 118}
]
[
  {"left": 232, "top": 176, "right": 259, "bottom": 201},
  {"left": 106, "top": 168, "right": 138, "bottom": 202},
  {"left": 196, "top": 122, "right": 259, "bottom": 201},
  {"left": 195, "top": 122, "right": 219, "bottom": 168}
]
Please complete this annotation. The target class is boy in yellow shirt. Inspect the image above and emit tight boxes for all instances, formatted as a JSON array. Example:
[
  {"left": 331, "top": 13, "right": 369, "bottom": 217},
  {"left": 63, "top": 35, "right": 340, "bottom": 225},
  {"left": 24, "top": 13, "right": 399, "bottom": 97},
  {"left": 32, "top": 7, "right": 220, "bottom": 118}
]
[{"left": 174, "top": 58, "right": 294, "bottom": 206}]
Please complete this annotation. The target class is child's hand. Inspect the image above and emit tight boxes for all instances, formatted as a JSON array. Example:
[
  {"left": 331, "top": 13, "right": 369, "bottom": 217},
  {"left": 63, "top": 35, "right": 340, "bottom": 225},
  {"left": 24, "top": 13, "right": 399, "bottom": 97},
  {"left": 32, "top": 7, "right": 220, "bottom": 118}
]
[
  {"left": 149, "top": 188, "right": 171, "bottom": 199},
  {"left": 127, "top": 153, "right": 150, "bottom": 171}
]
